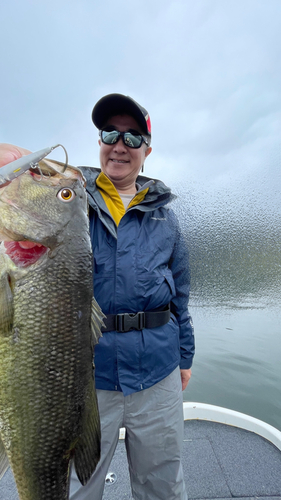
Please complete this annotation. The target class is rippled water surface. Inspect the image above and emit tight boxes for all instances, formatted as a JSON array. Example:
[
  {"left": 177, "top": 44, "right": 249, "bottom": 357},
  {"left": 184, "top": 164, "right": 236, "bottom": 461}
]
[
  {"left": 169, "top": 161, "right": 281, "bottom": 430},
  {"left": 184, "top": 305, "right": 281, "bottom": 430}
]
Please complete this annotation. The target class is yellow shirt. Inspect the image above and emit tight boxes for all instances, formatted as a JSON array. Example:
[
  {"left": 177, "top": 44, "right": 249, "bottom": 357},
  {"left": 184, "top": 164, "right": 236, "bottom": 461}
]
[{"left": 96, "top": 172, "right": 149, "bottom": 226}]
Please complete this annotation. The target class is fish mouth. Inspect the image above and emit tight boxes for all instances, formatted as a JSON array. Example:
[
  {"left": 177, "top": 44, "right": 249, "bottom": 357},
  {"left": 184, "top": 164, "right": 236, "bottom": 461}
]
[{"left": 4, "top": 241, "right": 48, "bottom": 268}]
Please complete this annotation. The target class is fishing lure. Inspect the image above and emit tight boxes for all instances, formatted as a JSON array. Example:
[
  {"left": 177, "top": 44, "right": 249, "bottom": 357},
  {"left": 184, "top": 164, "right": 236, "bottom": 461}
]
[{"left": 0, "top": 144, "right": 68, "bottom": 186}]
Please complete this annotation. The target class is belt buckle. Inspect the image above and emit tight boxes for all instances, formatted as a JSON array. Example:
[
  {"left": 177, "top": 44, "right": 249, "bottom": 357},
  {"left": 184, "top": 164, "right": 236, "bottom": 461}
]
[{"left": 116, "top": 312, "right": 145, "bottom": 332}]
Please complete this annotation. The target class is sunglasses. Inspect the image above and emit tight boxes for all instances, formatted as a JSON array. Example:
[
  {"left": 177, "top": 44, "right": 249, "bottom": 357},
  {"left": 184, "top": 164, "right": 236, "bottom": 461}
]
[{"left": 99, "top": 128, "right": 149, "bottom": 149}]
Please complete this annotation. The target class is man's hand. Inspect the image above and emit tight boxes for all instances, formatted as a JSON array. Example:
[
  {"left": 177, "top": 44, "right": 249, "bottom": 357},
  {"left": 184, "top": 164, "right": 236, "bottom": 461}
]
[
  {"left": 0, "top": 143, "right": 31, "bottom": 168},
  {"left": 180, "top": 368, "right": 192, "bottom": 391}
]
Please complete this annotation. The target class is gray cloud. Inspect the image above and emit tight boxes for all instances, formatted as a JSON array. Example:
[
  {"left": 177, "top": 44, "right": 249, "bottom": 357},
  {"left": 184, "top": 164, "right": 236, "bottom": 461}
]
[{"left": 0, "top": 0, "right": 280, "bottom": 187}]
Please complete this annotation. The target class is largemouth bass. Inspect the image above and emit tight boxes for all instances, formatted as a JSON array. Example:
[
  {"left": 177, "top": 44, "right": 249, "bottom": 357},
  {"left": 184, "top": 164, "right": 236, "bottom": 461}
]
[{"left": 0, "top": 159, "right": 103, "bottom": 500}]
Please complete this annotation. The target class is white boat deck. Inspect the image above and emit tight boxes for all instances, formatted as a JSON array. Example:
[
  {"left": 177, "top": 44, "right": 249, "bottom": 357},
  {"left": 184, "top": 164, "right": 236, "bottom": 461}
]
[
  {"left": 1, "top": 403, "right": 281, "bottom": 500},
  {"left": 102, "top": 419, "right": 281, "bottom": 500},
  {"left": 102, "top": 403, "right": 281, "bottom": 500}
]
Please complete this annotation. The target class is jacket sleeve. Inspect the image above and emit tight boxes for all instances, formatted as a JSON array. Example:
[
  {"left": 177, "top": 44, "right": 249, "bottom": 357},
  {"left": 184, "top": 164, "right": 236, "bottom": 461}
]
[{"left": 168, "top": 210, "right": 195, "bottom": 369}]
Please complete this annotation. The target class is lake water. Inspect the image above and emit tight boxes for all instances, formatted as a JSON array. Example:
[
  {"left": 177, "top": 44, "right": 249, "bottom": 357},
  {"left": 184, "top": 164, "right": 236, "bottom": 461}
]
[
  {"left": 184, "top": 304, "right": 281, "bottom": 431},
  {"left": 170, "top": 165, "right": 281, "bottom": 431}
]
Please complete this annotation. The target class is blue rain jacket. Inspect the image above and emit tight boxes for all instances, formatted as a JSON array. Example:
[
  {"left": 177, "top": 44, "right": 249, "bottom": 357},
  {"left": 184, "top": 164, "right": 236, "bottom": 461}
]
[{"left": 80, "top": 167, "right": 195, "bottom": 396}]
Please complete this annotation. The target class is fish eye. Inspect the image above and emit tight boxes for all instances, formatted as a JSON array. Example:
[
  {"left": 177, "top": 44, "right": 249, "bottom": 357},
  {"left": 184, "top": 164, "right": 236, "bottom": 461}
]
[{"left": 57, "top": 188, "right": 76, "bottom": 202}]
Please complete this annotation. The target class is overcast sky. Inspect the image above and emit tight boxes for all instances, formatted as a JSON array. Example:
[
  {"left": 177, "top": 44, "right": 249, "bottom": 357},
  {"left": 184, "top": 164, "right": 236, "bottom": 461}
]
[{"left": 1, "top": 0, "right": 280, "bottom": 192}]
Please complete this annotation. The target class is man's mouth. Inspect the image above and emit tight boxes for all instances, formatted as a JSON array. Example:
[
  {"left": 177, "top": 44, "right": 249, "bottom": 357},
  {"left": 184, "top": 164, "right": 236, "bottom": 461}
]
[{"left": 110, "top": 159, "right": 129, "bottom": 164}]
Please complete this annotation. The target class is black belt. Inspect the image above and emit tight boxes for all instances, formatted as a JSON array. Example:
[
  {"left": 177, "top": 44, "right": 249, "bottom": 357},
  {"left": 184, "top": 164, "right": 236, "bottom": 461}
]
[{"left": 101, "top": 304, "right": 170, "bottom": 333}]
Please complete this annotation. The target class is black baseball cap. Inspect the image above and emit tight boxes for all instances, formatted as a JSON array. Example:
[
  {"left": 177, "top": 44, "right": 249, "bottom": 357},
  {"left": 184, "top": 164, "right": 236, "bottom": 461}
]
[{"left": 92, "top": 93, "right": 152, "bottom": 138}]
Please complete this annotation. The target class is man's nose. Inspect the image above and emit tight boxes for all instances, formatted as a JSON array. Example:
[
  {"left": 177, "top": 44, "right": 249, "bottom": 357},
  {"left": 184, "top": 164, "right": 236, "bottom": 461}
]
[{"left": 113, "top": 136, "right": 127, "bottom": 152}]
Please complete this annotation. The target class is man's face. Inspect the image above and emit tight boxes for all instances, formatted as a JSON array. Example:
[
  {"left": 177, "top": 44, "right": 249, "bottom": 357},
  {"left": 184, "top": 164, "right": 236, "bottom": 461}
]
[{"left": 98, "top": 114, "right": 152, "bottom": 189}]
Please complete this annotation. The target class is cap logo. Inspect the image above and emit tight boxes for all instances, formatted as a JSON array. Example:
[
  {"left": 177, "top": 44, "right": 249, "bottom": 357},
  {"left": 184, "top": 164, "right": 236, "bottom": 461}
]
[{"left": 145, "top": 113, "right": 152, "bottom": 134}]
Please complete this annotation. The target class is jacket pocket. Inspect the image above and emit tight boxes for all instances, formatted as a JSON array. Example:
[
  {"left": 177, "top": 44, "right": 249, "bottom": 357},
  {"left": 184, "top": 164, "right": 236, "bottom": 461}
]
[
  {"left": 162, "top": 269, "right": 176, "bottom": 297},
  {"left": 136, "top": 269, "right": 176, "bottom": 310}
]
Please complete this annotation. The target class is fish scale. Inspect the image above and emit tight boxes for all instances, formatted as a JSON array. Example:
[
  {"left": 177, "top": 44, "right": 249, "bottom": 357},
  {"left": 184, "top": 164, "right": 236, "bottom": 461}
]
[{"left": 0, "top": 160, "right": 103, "bottom": 499}]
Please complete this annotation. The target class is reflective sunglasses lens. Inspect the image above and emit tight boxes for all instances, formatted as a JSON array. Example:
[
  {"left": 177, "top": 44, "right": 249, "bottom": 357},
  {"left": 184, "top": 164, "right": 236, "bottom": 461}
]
[
  {"left": 101, "top": 130, "right": 119, "bottom": 144},
  {"left": 101, "top": 130, "right": 144, "bottom": 148},
  {"left": 124, "top": 133, "right": 142, "bottom": 148}
]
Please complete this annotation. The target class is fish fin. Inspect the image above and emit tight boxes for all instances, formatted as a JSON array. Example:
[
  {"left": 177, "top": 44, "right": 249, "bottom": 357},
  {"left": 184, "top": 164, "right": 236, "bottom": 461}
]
[
  {"left": 0, "top": 266, "right": 14, "bottom": 335},
  {"left": 91, "top": 298, "right": 105, "bottom": 346},
  {"left": 0, "top": 436, "right": 10, "bottom": 480},
  {"left": 74, "top": 381, "right": 101, "bottom": 485}
]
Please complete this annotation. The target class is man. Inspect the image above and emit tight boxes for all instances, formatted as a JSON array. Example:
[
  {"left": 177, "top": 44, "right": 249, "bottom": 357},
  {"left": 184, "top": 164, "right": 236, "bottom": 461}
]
[{"left": 0, "top": 93, "right": 195, "bottom": 500}]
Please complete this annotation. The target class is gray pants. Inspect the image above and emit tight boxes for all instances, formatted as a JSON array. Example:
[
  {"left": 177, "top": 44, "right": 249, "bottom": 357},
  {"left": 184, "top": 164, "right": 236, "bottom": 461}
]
[{"left": 70, "top": 367, "right": 187, "bottom": 500}]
